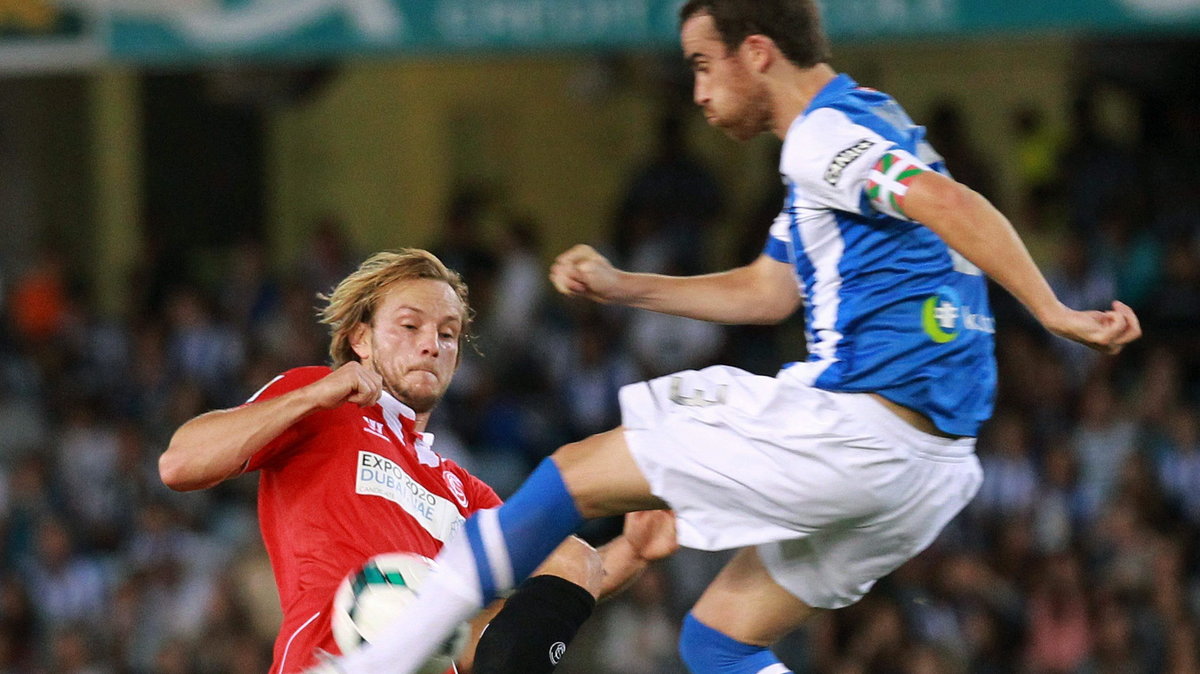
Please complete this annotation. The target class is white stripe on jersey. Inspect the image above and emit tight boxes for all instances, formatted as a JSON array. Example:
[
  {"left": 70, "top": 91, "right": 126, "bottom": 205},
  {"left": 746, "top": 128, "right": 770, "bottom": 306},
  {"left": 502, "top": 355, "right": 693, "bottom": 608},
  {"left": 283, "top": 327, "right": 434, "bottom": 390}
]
[
  {"left": 774, "top": 210, "right": 807, "bottom": 298},
  {"left": 278, "top": 611, "right": 321, "bottom": 673},
  {"left": 795, "top": 206, "right": 845, "bottom": 376},
  {"left": 246, "top": 374, "right": 285, "bottom": 403}
]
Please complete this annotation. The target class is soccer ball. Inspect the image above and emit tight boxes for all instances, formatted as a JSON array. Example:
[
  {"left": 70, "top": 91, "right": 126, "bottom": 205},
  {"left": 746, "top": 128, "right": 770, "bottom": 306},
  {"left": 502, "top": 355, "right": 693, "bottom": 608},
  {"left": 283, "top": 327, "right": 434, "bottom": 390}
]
[{"left": 331, "top": 552, "right": 470, "bottom": 674}]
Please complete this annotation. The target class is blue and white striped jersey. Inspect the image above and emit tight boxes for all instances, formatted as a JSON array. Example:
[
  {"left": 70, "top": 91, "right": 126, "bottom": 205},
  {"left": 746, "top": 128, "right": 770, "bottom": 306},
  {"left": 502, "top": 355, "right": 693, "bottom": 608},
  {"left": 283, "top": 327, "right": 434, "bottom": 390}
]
[{"left": 766, "top": 74, "right": 996, "bottom": 437}]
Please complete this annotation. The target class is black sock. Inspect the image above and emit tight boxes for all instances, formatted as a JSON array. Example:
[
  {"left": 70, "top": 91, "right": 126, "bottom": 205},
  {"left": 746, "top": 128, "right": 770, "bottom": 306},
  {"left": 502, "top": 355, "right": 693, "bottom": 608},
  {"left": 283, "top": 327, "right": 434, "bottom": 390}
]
[{"left": 472, "top": 575, "right": 597, "bottom": 674}]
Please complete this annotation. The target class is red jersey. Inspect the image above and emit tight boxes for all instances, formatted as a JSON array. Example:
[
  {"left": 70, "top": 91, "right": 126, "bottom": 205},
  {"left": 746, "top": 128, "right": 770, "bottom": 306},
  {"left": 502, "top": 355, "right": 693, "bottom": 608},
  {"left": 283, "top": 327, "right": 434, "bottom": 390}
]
[{"left": 245, "top": 367, "right": 501, "bottom": 674}]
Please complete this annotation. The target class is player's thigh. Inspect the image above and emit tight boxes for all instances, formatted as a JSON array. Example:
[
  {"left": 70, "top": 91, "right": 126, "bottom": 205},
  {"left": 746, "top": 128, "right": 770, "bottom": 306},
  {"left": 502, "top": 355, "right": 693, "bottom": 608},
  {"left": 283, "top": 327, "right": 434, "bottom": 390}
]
[
  {"left": 552, "top": 427, "right": 667, "bottom": 518},
  {"left": 691, "top": 547, "right": 820, "bottom": 646}
]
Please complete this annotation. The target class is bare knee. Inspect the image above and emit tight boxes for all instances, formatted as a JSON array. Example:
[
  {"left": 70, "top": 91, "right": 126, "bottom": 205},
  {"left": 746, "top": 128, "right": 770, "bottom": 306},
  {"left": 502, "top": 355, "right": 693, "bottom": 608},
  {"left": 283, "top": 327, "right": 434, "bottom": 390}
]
[
  {"left": 551, "top": 429, "right": 666, "bottom": 518},
  {"left": 691, "top": 548, "right": 819, "bottom": 646},
  {"left": 531, "top": 536, "right": 605, "bottom": 598}
]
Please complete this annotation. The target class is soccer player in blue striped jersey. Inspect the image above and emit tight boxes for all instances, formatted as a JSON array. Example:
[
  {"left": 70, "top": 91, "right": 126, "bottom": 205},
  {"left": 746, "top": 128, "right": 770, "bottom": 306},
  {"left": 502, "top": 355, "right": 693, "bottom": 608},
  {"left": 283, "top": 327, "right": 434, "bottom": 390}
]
[{"left": 319, "top": 2, "right": 1141, "bottom": 673}]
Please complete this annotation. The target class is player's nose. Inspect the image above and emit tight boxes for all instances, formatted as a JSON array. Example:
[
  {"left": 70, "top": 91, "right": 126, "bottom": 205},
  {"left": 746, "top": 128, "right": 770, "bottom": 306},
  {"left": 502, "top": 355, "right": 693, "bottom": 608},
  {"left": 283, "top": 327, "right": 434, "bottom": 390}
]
[{"left": 417, "top": 326, "right": 440, "bottom": 356}]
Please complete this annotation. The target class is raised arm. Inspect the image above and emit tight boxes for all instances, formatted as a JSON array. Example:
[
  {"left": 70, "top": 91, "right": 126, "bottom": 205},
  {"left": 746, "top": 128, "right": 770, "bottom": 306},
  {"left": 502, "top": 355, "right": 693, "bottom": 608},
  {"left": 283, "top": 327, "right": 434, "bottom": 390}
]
[
  {"left": 550, "top": 245, "right": 801, "bottom": 325},
  {"left": 901, "top": 171, "right": 1141, "bottom": 353},
  {"left": 158, "top": 363, "right": 383, "bottom": 491}
]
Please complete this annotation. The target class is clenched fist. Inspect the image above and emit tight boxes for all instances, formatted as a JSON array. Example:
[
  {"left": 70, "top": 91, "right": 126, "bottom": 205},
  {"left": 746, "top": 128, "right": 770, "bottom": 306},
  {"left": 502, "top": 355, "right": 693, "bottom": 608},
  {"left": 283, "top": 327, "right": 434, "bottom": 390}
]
[
  {"left": 307, "top": 361, "right": 384, "bottom": 409},
  {"left": 1041, "top": 300, "right": 1141, "bottom": 355},
  {"left": 549, "top": 244, "right": 627, "bottom": 303}
]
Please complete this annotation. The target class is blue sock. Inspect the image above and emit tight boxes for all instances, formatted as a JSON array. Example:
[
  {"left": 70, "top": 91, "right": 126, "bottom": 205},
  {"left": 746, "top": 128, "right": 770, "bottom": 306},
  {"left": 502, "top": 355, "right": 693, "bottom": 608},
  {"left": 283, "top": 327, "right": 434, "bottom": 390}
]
[
  {"left": 463, "top": 458, "right": 585, "bottom": 603},
  {"left": 679, "top": 612, "right": 793, "bottom": 674}
]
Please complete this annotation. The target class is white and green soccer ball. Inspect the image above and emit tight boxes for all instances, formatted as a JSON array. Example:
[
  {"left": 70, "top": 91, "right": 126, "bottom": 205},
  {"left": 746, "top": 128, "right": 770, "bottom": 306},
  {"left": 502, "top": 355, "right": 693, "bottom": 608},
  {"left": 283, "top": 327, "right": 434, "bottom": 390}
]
[{"left": 331, "top": 552, "right": 470, "bottom": 674}]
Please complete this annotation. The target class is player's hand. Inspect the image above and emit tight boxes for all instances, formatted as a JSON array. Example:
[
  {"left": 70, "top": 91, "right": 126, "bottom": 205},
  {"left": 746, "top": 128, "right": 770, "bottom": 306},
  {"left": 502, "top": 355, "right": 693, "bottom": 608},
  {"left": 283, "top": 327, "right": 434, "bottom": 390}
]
[
  {"left": 549, "top": 244, "right": 625, "bottom": 303},
  {"left": 1042, "top": 300, "right": 1141, "bottom": 355},
  {"left": 307, "top": 361, "right": 384, "bottom": 410},
  {"left": 623, "top": 509, "right": 678, "bottom": 562}
]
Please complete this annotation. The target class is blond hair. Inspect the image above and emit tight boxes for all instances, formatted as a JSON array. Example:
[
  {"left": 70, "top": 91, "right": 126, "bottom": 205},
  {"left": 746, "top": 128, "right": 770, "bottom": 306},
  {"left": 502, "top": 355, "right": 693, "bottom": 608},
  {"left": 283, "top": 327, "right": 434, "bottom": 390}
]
[{"left": 319, "top": 249, "right": 471, "bottom": 367}]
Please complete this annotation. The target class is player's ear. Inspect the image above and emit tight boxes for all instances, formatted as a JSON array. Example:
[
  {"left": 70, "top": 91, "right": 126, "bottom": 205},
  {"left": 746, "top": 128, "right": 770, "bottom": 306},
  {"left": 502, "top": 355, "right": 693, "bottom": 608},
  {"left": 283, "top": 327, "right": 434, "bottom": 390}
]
[
  {"left": 349, "top": 321, "right": 372, "bottom": 362},
  {"left": 742, "top": 34, "right": 775, "bottom": 73}
]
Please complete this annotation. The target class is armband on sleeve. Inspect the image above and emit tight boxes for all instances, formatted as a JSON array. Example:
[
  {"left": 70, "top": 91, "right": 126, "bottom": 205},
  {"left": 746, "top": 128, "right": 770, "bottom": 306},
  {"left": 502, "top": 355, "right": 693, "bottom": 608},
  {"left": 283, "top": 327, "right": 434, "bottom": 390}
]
[{"left": 866, "top": 148, "right": 930, "bottom": 220}]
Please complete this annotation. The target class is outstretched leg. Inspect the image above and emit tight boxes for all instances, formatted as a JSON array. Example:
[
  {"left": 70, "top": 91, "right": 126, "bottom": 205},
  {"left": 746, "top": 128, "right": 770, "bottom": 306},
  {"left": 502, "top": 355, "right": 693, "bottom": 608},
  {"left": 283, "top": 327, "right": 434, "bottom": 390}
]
[
  {"left": 332, "top": 427, "right": 664, "bottom": 673},
  {"left": 680, "top": 547, "right": 818, "bottom": 674}
]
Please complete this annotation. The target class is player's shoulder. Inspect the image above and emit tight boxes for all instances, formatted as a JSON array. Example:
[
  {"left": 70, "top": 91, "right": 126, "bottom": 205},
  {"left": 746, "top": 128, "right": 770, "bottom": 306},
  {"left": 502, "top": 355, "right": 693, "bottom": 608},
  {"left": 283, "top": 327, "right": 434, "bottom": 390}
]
[
  {"left": 435, "top": 456, "right": 502, "bottom": 509},
  {"left": 283, "top": 364, "right": 334, "bottom": 379},
  {"left": 270, "top": 365, "right": 334, "bottom": 390},
  {"left": 434, "top": 454, "right": 473, "bottom": 482},
  {"left": 782, "top": 107, "right": 885, "bottom": 184},
  {"left": 246, "top": 365, "right": 333, "bottom": 403},
  {"left": 788, "top": 107, "right": 876, "bottom": 149},
  {"left": 787, "top": 79, "right": 901, "bottom": 147}
]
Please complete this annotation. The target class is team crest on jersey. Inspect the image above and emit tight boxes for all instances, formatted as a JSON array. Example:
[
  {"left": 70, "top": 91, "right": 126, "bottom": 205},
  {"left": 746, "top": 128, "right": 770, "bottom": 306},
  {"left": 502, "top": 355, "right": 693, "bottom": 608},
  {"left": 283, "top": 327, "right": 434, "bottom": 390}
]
[
  {"left": 443, "top": 470, "right": 468, "bottom": 508},
  {"left": 824, "top": 139, "right": 876, "bottom": 185}
]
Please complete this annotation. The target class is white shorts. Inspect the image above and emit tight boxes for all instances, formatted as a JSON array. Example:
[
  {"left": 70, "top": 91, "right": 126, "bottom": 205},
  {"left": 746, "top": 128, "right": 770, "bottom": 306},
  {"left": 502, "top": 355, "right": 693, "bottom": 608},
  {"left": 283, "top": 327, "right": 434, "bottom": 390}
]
[{"left": 619, "top": 365, "right": 982, "bottom": 609}]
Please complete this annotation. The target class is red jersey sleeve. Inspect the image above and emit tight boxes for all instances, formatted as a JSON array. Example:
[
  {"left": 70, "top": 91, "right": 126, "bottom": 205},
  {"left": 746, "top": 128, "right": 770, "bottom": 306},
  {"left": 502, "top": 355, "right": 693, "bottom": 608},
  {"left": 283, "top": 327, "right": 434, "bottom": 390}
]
[{"left": 243, "top": 366, "right": 333, "bottom": 473}]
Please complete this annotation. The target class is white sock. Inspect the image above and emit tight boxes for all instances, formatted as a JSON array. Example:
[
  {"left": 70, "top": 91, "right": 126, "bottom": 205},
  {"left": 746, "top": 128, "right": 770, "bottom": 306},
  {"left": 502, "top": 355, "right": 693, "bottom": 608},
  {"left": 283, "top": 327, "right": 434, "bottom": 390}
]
[
  {"left": 337, "top": 533, "right": 484, "bottom": 673},
  {"left": 429, "top": 526, "right": 485, "bottom": 605}
]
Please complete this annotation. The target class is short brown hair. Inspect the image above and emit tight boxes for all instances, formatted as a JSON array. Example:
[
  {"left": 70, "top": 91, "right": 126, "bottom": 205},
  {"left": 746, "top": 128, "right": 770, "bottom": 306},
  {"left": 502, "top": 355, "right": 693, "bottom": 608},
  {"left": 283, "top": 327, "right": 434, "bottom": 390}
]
[
  {"left": 679, "top": 0, "right": 831, "bottom": 69},
  {"left": 319, "top": 249, "right": 472, "bottom": 367}
]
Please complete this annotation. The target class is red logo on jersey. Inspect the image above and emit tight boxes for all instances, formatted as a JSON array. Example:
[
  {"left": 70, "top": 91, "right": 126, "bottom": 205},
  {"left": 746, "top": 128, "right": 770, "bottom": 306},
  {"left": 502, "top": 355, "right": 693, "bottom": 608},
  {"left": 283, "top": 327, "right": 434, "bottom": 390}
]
[{"left": 443, "top": 470, "right": 468, "bottom": 508}]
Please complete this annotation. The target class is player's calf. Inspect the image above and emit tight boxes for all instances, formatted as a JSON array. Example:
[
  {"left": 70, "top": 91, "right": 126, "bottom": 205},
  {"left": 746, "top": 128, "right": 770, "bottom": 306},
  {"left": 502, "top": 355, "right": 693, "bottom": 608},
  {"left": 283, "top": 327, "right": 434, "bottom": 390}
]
[
  {"left": 533, "top": 536, "right": 605, "bottom": 597},
  {"left": 473, "top": 575, "right": 597, "bottom": 674}
]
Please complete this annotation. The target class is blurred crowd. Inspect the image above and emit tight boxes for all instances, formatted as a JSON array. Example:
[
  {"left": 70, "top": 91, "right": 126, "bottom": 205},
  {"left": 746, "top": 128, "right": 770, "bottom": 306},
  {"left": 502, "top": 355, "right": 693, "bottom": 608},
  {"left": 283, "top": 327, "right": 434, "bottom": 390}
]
[{"left": 3, "top": 79, "right": 1200, "bottom": 674}]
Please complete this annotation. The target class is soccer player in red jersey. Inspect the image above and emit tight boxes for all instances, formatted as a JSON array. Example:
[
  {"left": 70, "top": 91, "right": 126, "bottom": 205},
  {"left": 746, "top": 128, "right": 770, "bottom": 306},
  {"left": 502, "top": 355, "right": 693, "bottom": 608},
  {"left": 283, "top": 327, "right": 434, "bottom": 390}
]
[{"left": 159, "top": 249, "right": 675, "bottom": 674}]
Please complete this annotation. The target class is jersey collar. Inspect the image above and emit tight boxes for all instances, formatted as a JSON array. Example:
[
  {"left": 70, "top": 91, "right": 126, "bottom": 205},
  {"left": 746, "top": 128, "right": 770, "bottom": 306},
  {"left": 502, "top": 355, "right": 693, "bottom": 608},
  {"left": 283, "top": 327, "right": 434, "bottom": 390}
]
[
  {"left": 378, "top": 391, "right": 440, "bottom": 467},
  {"left": 802, "top": 73, "right": 858, "bottom": 117}
]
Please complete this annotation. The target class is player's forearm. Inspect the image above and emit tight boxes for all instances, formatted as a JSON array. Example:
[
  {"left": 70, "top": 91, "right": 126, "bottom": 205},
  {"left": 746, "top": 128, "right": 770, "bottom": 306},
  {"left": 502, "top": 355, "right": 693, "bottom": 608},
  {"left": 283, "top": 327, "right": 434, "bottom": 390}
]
[
  {"left": 615, "top": 257, "right": 800, "bottom": 325},
  {"left": 594, "top": 535, "right": 650, "bottom": 600},
  {"left": 909, "top": 175, "right": 1066, "bottom": 324},
  {"left": 159, "top": 388, "right": 319, "bottom": 491}
]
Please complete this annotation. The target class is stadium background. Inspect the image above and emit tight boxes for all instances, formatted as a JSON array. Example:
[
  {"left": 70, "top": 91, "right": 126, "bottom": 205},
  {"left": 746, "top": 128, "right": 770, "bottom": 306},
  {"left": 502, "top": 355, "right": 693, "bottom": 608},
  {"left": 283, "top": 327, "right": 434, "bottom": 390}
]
[{"left": 2, "top": 1, "right": 1200, "bottom": 671}]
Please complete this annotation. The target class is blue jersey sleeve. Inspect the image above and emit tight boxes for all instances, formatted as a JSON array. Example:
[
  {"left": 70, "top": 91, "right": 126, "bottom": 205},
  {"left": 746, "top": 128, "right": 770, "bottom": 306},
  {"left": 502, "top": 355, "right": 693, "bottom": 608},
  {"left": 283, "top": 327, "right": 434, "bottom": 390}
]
[
  {"left": 783, "top": 108, "right": 936, "bottom": 223},
  {"left": 763, "top": 210, "right": 793, "bottom": 262}
]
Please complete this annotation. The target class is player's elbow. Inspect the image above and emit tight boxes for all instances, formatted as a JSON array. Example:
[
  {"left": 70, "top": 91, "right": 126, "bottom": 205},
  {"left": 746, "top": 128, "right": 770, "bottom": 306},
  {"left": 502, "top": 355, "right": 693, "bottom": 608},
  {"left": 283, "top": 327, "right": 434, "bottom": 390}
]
[
  {"left": 158, "top": 437, "right": 214, "bottom": 492},
  {"left": 757, "top": 296, "right": 802, "bottom": 324},
  {"left": 740, "top": 290, "right": 801, "bottom": 325},
  {"left": 158, "top": 447, "right": 193, "bottom": 491},
  {"left": 738, "top": 256, "right": 802, "bottom": 324}
]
